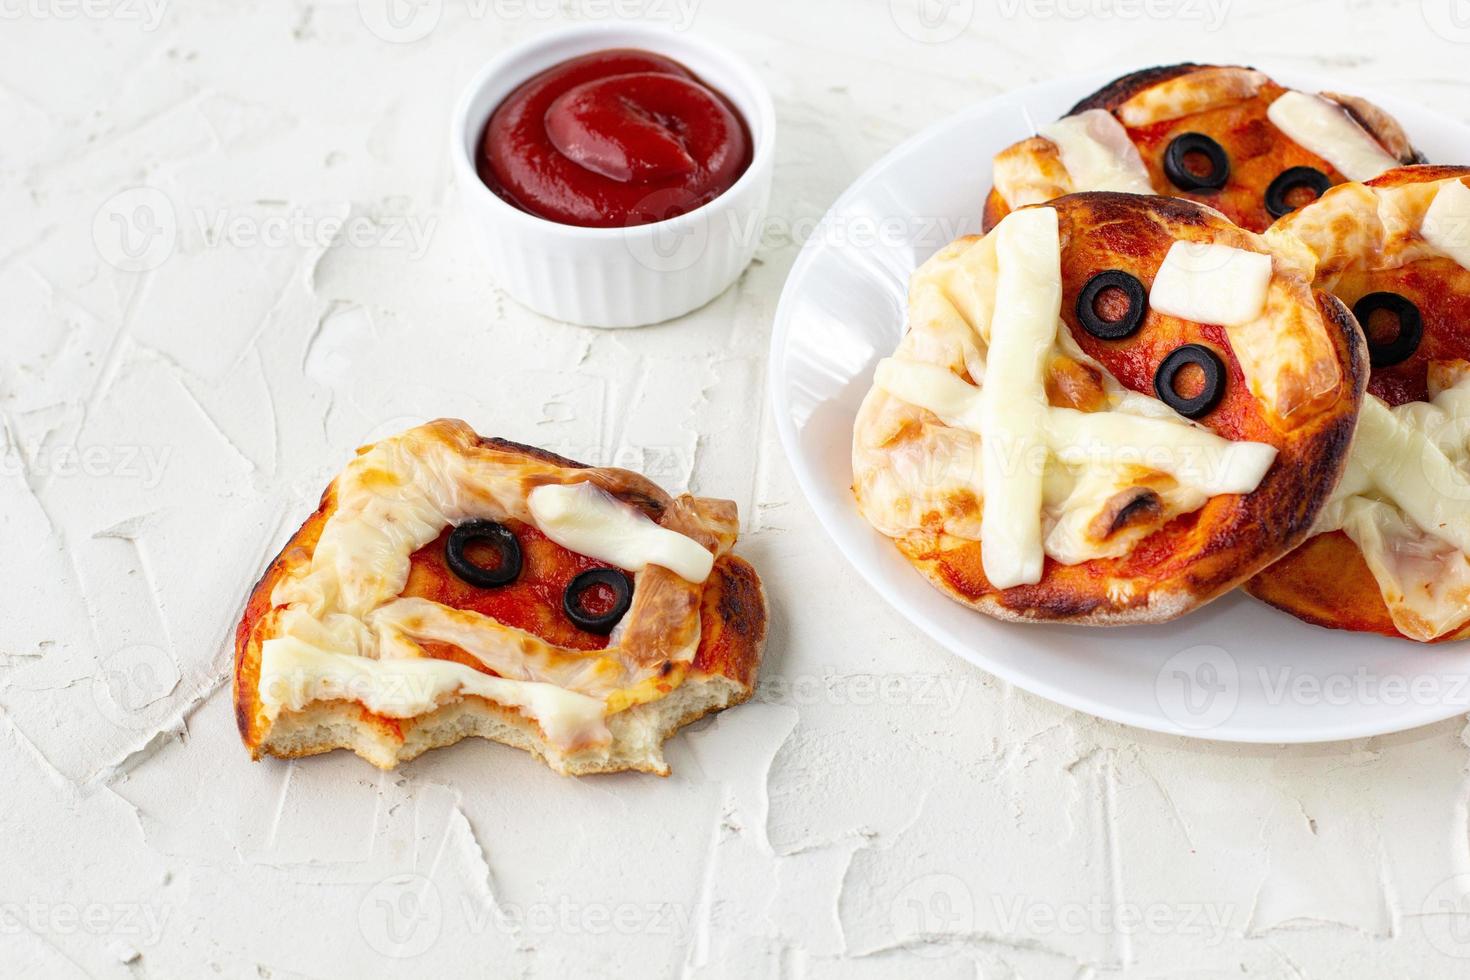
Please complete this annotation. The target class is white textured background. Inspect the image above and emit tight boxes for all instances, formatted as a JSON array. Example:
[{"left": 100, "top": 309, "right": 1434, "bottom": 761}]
[{"left": 7, "top": 0, "right": 1470, "bottom": 976}]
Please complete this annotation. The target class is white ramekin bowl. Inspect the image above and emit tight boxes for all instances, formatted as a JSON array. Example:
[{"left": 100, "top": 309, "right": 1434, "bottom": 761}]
[{"left": 450, "top": 24, "right": 776, "bottom": 329}]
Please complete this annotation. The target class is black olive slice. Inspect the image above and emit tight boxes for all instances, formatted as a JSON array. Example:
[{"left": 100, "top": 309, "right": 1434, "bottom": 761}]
[
  {"left": 1265, "top": 166, "right": 1332, "bottom": 218},
  {"left": 1353, "top": 291, "right": 1423, "bottom": 368},
  {"left": 445, "top": 520, "right": 522, "bottom": 588},
  {"left": 1163, "top": 133, "right": 1231, "bottom": 192},
  {"left": 1076, "top": 270, "right": 1147, "bottom": 340},
  {"left": 1154, "top": 344, "right": 1226, "bottom": 419},
  {"left": 563, "top": 569, "right": 632, "bottom": 634}
]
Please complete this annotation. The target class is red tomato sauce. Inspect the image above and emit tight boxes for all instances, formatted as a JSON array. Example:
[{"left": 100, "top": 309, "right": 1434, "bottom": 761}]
[
  {"left": 478, "top": 48, "right": 752, "bottom": 228},
  {"left": 404, "top": 521, "right": 630, "bottom": 652}
]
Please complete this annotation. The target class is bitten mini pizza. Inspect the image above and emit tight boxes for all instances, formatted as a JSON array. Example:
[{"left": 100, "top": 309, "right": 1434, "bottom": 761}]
[
  {"left": 1249, "top": 167, "right": 1470, "bottom": 642},
  {"left": 852, "top": 193, "right": 1366, "bottom": 625},
  {"left": 985, "top": 64, "right": 1421, "bottom": 234},
  {"left": 234, "top": 420, "right": 767, "bottom": 775}
]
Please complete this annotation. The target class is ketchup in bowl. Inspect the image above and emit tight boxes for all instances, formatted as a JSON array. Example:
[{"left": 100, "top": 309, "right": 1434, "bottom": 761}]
[{"left": 478, "top": 49, "right": 753, "bottom": 228}]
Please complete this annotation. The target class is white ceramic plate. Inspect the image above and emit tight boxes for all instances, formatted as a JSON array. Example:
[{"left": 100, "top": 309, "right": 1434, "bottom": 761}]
[{"left": 770, "top": 68, "right": 1470, "bottom": 743}]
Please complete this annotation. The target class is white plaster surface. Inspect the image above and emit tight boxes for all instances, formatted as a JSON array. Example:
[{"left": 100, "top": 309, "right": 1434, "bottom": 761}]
[{"left": 6, "top": 0, "right": 1470, "bottom": 976}]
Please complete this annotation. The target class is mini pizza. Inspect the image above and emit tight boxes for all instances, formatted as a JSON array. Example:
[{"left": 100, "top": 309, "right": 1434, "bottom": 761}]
[
  {"left": 852, "top": 193, "right": 1366, "bottom": 625},
  {"left": 1249, "top": 166, "right": 1470, "bottom": 642},
  {"left": 985, "top": 64, "right": 1422, "bottom": 234},
  {"left": 234, "top": 420, "right": 767, "bottom": 775}
]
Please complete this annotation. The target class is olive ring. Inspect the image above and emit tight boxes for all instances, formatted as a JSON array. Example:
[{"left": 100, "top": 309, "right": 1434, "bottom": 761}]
[
  {"left": 1163, "top": 133, "right": 1231, "bottom": 192},
  {"left": 1265, "top": 166, "right": 1332, "bottom": 219},
  {"left": 1154, "top": 344, "right": 1227, "bottom": 419},
  {"left": 1353, "top": 291, "right": 1423, "bottom": 368},
  {"left": 1076, "top": 270, "right": 1148, "bottom": 340},
  {"left": 445, "top": 520, "right": 523, "bottom": 588},
  {"left": 563, "top": 568, "right": 633, "bottom": 634}
]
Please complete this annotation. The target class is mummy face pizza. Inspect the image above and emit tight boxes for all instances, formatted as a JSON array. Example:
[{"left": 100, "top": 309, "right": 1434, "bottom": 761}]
[
  {"left": 234, "top": 420, "right": 767, "bottom": 775},
  {"left": 985, "top": 64, "right": 1422, "bottom": 234},
  {"left": 1249, "top": 167, "right": 1470, "bottom": 642},
  {"left": 852, "top": 193, "right": 1366, "bottom": 625}
]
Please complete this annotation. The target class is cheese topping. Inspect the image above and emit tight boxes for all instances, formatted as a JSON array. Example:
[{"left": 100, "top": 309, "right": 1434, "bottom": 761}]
[
  {"left": 1116, "top": 67, "right": 1267, "bottom": 127},
  {"left": 528, "top": 482, "right": 714, "bottom": 583},
  {"left": 1148, "top": 241, "right": 1273, "bottom": 327},
  {"left": 1315, "top": 371, "right": 1470, "bottom": 641},
  {"left": 1038, "top": 110, "right": 1154, "bottom": 197},
  {"left": 257, "top": 422, "right": 720, "bottom": 753},
  {"left": 1267, "top": 91, "right": 1398, "bottom": 182},
  {"left": 1420, "top": 179, "right": 1470, "bottom": 273},
  {"left": 975, "top": 207, "right": 1060, "bottom": 586},
  {"left": 855, "top": 208, "right": 1278, "bottom": 589},
  {"left": 259, "top": 636, "right": 611, "bottom": 747}
]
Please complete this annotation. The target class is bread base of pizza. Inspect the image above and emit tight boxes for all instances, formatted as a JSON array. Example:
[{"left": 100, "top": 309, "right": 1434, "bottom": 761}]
[
  {"left": 234, "top": 421, "right": 767, "bottom": 775},
  {"left": 853, "top": 193, "right": 1368, "bottom": 626}
]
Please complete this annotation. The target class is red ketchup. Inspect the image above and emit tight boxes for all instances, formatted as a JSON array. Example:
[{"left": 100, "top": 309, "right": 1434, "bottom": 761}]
[{"left": 479, "top": 49, "right": 752, "bottom": 228}]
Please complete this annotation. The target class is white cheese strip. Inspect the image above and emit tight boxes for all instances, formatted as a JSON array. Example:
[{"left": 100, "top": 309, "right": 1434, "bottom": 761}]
[
  {"left": 1420, "top": 179, "right": 1470, "bottom": 273},
  {"left": 1353, "top": 395, "right": 1470, "bottom": 555},
  {"left": 1148, "top": 241, "right": 1273, "bottom": 327},
  {"left": 1338, "top": 496, "right": 1470, "bottom": 642},
  {"left": 874, "top": 358, "right": 1277, "bottom": 496},
  {"left": 1039, "top": 110, "right": 1155, "bottom": 196},
  {"left": 258, "top": 636, "right": 611, "bottom": 749},
  {"left": 976, "top": 207, "right": 1062, "bottom": 588},
  {"left": 1312, "top": 381, "right": 1470, "bottom": 640},
  {"left": 1046, "top": 409, "right": 1277, "bottom": 495},
  {"left": 1266, "top": 90, "right": 1398, "bottom": 181},
  {"left": 528, "top": 481, "right": 713, "bottom": 583},
  {"left": 873, "top": 358, "right": 984, "bottom": 430}
]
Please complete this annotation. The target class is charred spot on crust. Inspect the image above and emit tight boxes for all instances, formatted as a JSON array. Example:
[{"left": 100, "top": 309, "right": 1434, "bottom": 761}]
[
  {"left": 1087, "top": 488, "right": 1164, "bottom": 542},
  {"left": 482, "top": 436, "right": 591, "bottom": 470},
  {"left": 1367, "top": 164, "right": 1470, "bottom": 188},
  {"left": 714, "top": 558, "right": 765, "bottom": 639},
  {"left": 1066, "top": 62, "right": 1207, "bottom": 116}
]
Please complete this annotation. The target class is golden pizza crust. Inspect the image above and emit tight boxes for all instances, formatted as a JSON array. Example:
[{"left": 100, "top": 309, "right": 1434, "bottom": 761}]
[{"left": 234, "top": 421, "right": 768, "bottom": 775}]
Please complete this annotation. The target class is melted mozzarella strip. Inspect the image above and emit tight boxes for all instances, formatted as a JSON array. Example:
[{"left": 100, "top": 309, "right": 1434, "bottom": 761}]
[
  {"left": 528, "top": 482, "right": 713, "bottom": 583},
  {"left": 1039, "top": 110, "right": 1155, "bottom": 196},
  {"left": 1148, "top": 242, "right": 1273, "bottom": 327},
  {"left": 977, "top": 206, "right": 1060, "bottom": 587},
  {"left": 1421, "top": 179, "right": 1470, "bottom": 272},
  {"left": 874, "top": 359, "right": 1276, "bottom": 495},
  {"left": 258, "top": 636, "right": 611, "bottom": 749},
  {"left": 868, "top": 209, "right": 1277, "bottom": 588},
  {"left": 1317, "top": 375, "right": 1470, "bottom": 641},
  {"left": 1266, "top": 91, "right": 1398, "bottom": 182}
]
